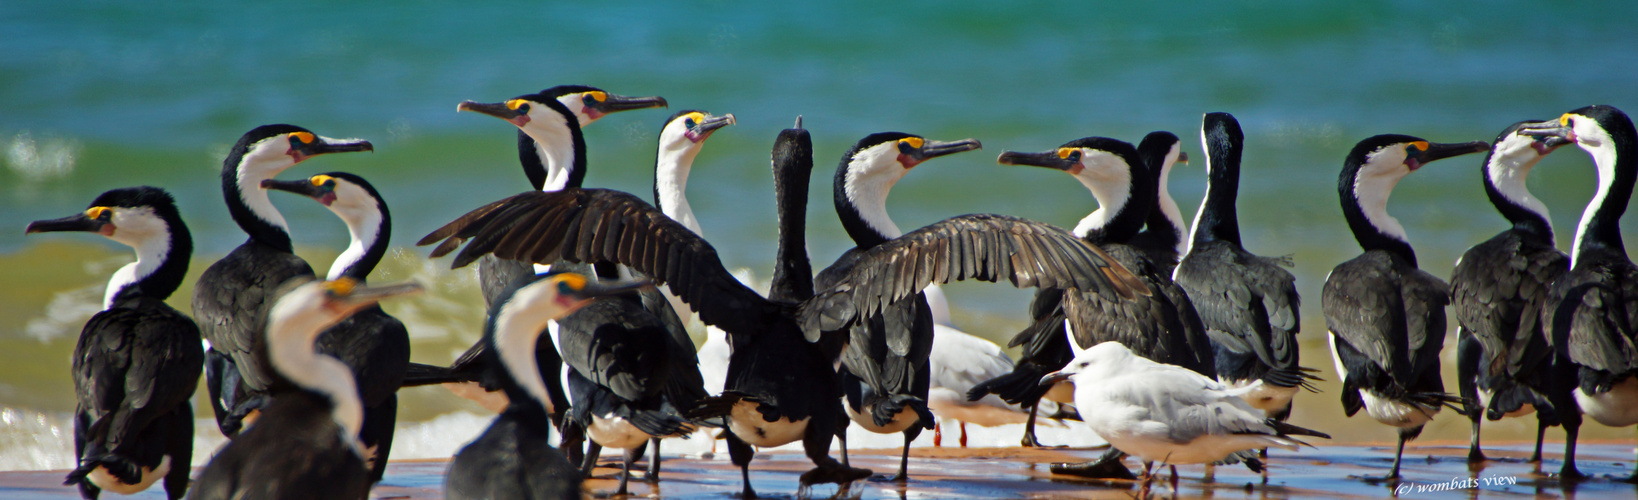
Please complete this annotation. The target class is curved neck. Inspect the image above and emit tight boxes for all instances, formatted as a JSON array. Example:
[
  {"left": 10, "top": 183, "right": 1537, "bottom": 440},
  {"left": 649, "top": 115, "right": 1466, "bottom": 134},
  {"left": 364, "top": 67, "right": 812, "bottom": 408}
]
[
  {"left": 520, "top": 112, "right": 587, "bottom": 192},
  {"left": 1146, "top": 155, "right": 1186, "bottom": 255},
  {"left": 222, "top": 156, "right": 295, "bottom": 251},
  {"left": 1482, "top": 141, "right": 1553, "bottom": 241},
  {"left": 654, "top": 140, "right": 706, "bottom": 236},
  {"left": 268, "top": 312, "right": 364, "bottom": 455},
  {"left": 489, "top": 290, "right": 559, "bottom": 416},
  {"left": 1073, "top": 155, "right": 1152, "bottom": 245},
  {"left": 834, "top": 150, "right": 905, "bottom": 249},
  {"left": 105, "top": 218, "right": 192, "bottom": 308},
  {"left": 1571, "top": 126, "right": 1636, "bottom": 266},
  {"left": 1189, "top": 132, "right": 1243, "bottom": 249},
  {"left": 770, "top": 131, "right": 815, "bottom": 303},
  {"left": 328, "top": 202, "right": 390, "bottom": 282},
  {"left": 1340, "top": 162, "right": 1418, "bottom": 267}
]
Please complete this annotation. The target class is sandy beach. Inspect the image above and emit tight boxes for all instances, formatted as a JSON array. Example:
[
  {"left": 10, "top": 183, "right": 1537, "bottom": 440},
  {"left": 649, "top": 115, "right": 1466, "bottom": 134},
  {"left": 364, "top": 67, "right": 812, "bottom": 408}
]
[{"left": 5, "top": 441, "right": 1634, "bottom": 499}]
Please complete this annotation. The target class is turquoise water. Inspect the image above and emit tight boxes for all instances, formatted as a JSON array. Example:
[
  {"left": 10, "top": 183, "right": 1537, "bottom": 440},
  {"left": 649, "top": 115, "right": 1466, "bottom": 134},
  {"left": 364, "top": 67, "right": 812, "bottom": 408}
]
[{"left": 3, "top": 1, "right": 1637, "bottom": 470}]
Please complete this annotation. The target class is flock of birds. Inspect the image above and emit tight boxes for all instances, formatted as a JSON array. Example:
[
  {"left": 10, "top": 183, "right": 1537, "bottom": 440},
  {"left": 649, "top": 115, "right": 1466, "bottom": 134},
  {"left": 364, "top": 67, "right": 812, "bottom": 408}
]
[{"left": 21, "top": 82, "right": 1638, "bottom": 500}]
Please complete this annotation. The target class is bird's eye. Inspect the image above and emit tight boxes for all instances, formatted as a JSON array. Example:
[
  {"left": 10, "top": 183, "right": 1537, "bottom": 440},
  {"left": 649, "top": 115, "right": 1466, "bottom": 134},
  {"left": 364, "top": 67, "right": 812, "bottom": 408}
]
[
  {"left": 289, "top": 132, "right": 314, "bottom": 146},
  {"left": 85, "top": 207, "right": 111, "bottom": 220},
  {"left": 684, "top": 118, "right": 696, "bottom": 128},
  {"left": 583, "top": 91, "right": 607, "bottom": 106}
]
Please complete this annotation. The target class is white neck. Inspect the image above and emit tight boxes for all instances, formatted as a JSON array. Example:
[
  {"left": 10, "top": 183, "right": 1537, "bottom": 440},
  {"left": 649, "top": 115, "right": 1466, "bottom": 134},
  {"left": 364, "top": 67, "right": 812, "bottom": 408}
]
[
  {"left": 1572, "top": 131, "right": 1620, "bottom": 267},
  {"left": 102, "top": 210, "right": 171, "bottom": 309},
  {"left": 1156, "top": 148, "right": 1186, "bottom": 255},
  {"left": 843, "top": 146, "right": 907, "bottom": 239},
  {"left": 1070, "top": 153, "right": 1133, "bottom": 239},
  {"left": 1487, "top": 133, "right": 1553, "bottom": 232},
  {"left": 1186, "top": 130, "right": 1211, "bottom": 255},
  {"left": 656, "top": 138, "right": 706, "bottom": 236},
  {"left": 1353, "top": 153, "right": 1413, "bottom": 245},
  {"left": 266, "top": 304, "right": 365, "bottom": 456},
  {"left": 236, "top": 170, "right": 291, "bottom": 233},
  {"left": 493, "top": 285, "right": 566, "bottom": 414},
  {"left": 558, "top": 94, "right": 598, "bottom": 128},
  {"left": 325, "top": 196, "right": 384, "bottom": 281},
  {"left": 526, "top": 116, "right": 578, "bottom": 192}
]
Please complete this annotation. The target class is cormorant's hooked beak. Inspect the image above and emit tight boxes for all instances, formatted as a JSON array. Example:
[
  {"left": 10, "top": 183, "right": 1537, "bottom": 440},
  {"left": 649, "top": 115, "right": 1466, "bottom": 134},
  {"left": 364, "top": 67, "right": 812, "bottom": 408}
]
[
  {"left": 1177, "top": 151, "right": 1191, "bottom": 165},
  {"left": 897, "top": 138, "right": 981, "bottom": 169},
  {"left": 1519, "top": 121, "right": 1577, "bottom": 154},
  {"left": 262, "top": 176, "right": 336, "bottom": 206},
  {"left": 291, "top": 135, "right": 372, "bottom": 164},
  {"left": 25, "top": 208, "right": 111, "bottom": 236},
  {"left": 324, "top": 279, "right": 425, "bottom": 311},
  {"left": 458, "top": 101, "right": 530, "bottom": 128},
  {"left": 582, "top": 92, "right": 669, "bottom": 120},
  {"left": 1406, "top": 140, "right": 1488, "bottom": 171},
  {"left": 997, "top": 150, "right": 1081, "bottom": 174},
  {"left": 1039, "top": 370, "right": 1072, "bottom": 387},
  {"left": 686, "top": 113, "right": 736, "bottom": 142}
]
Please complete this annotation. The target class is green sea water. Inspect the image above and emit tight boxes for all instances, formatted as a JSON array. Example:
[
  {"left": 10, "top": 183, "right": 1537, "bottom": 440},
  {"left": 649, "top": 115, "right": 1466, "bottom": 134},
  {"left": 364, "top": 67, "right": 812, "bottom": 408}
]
[{"left": 3, "top": 1, "right": 1638, "bottom": 470}]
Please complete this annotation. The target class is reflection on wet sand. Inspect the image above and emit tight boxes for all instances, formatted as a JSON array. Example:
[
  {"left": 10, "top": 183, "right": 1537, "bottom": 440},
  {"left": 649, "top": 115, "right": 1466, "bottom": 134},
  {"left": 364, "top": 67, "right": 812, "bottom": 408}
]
[{"left": 5, "top": 442, "right": 1635, "bottom": 499}]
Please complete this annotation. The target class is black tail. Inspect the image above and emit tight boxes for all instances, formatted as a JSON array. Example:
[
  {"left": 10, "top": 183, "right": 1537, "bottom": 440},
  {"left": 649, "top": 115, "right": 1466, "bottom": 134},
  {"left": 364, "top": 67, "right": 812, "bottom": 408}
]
[
  {"left": 1408, "top": 391, "right": 1468, "bottom": 414},
  {"left": 687, "top": 392, "right": 750, "bottom": 420},
  {"left": 1266, "top": 419, "right": 1331, "bottom": 440},
  {"left": 966, "top": 363, "right": 1051, "bottom": 406},
  {"left": 64, "top": 454, "right": 138, "bottom": 487},
  {"left": 870, "top": 394, "right": 934, "bottom": 430},
  {"left": 398, "top": 362, "right": 479, "bottom": 387}
]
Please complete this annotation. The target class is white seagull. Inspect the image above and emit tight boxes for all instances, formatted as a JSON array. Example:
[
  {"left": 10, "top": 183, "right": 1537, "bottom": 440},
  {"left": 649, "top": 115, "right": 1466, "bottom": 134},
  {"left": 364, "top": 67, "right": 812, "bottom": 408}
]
[{"left": 1041, "top": 341, "right": 1328, "bottom": 487}]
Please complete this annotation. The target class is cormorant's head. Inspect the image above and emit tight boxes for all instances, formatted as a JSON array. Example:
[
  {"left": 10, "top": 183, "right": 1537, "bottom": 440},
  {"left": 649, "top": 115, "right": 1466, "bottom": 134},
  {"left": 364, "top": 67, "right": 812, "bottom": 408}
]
[
  {"left": 998, "top": 137, "right": 1141, "bottom": 181},
  {"left": 230, "top": 125, "right": 373, "bottom": 175},
  {"left": 841, "top": 132, "right": 981, "bottom": 190},
  {"left": 1522, "top": 105, "right": 1634, "bottom": 155},
  {"left": 270, "top": 277, "right": 423, "bottom": 337},
  {"left": 263, "top": 172, "right": 385, "bottom": 233},
  {"left": 26, "top": 186, "right": 183, "bottom": 251},
  {"left": 512, "top": 272, "right": 653, "bottom": 318},
  {"left": 1494, "top": 119, "right": 1572, "bottom": 161},
  {"left": 1346, "top": 134, "right": 1488, "bottom": 182},
  {"left": 541, "top": 85, "right": 668, "bottom": 125},
  {"left": 1137, "top": 130, "right": 1187, "bottom": 176},
  {"left": 659, "top": 110, "right": 736, "bottom": 149}
]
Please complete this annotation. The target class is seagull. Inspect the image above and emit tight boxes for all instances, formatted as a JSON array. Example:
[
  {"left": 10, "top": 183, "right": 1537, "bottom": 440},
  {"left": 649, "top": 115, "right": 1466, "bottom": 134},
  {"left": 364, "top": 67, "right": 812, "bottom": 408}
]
[{"left": 1040, "top": 341, "right": 1329, "bottom": 489}]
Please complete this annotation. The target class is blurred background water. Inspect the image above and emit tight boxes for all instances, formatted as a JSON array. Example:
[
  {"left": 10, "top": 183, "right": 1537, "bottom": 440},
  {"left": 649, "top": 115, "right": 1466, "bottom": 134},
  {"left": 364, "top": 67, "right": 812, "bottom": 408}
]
[{"left": 3, "top": 1, "right": 1636, "bottom": 471}]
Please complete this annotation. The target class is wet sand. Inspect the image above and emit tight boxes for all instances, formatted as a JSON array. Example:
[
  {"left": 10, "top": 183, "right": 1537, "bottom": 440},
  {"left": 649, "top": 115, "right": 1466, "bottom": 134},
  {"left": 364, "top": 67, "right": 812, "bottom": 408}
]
[{"left": 5, "top": 441, "right": 1634, "bottom": 499}]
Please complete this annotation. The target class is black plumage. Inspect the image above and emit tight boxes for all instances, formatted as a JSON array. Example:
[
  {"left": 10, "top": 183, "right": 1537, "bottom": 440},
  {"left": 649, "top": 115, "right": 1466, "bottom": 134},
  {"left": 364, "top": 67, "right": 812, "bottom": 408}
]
[
  {"left": 1323, "top": 134, "right": 1486, "bottom": 479},
  {"left": 263, "top": 172, "right": 413, "bottom": 483},
  {"left": 188, "top": 278, "right": 422, "bottom": 500},
  {"left": 1174, "top": 113, "right": 1314, "bottom": 422},
  {"left": 192, "top": 125, "right": 372, "bottom": 437},
  {"left": 29, "top": 187, "right": 202, "bottom": 500},
  {"left": 974, "top": 137, "right": 1211, "bottom": 459},
  {"left": 447, "top": 272, "right": 642, "bottom": 500},
  {"left": 1449, "top": 120, "right": 1572, "bottom": 463},
  {"left": 1127, "top": 131, "right": 1190, "bottom": 276},
  {"left": 1530, "top": 105, "right": 1638, "bottom": 481}
]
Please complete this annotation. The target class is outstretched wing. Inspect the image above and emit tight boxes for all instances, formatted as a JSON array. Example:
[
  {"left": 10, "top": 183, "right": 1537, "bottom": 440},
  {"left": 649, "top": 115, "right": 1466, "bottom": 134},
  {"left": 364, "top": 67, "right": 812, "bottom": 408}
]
[
  {"left": 799, "top": 213, "right": 1149, "bottom": 341},
  {"left": 420, "top": 189, "right": 783, "bottom": 337}
]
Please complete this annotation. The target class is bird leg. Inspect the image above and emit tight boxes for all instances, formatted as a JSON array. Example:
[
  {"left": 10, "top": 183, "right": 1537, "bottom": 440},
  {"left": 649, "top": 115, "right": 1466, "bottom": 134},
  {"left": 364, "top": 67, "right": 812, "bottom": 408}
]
[
  {"left": 726, "top": 431, "right": 757, "bottom": 499},
  {"left": 581, "top": 441, "right": 603, "bottom": 478},
  {"left": 959, "top": 421, "right": 968, "bottom": 448},
  {"left": 647, "top": 438, "right": 661, "bottom": 480},
  {"left": 892, "top": 429, "right": 914, "bottom": 482},
  {"left": 1388, "top": 430, "right": 1407, "bottom": 480},
  {"left": 617, "top": 447, "right": 636, "bottom": 496},
  {"left": 1169, "top": 464, "right": 1179, "bottom": 492},
  {"left": 933, "top": 421, "right": 942, "bottom": 447},
  {"left": 1528, "top": 417, "right": 1547, "bottom": 463},
  {"left": 1466, "top": 409, "right": 1486, "bottom": 463},
  {"left": 1021, "top": 403, "right": 1044, "bottom": 447},
  {"left": 1560, "top": 421, "right": 1585, "bottom": 481}
]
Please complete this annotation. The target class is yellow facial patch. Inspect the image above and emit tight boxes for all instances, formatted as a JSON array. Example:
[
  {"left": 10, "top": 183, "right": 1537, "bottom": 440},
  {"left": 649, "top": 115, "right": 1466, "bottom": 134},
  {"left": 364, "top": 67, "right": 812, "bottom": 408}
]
[
  {"left": 1560, "top": 113, "right": 1573, "bottom": 127},
  {"left": 1057, "top": 147, "right": 1077, "bottom": 159},
  {"left": 1409, "top": 141, "right": 1429, "bottom": 152},
  {"left": 85, "top": 207, "right": 111, "bottom": 220},
  {"left": 584, "top": 91, "right": 607, "bottom": 103},
  {"left": 310, "top": 174, "right": 335, "bottom": 187},
  {"left": 506, "top": 99, "right": 528, "bottom": 111},
  {"left": 898, "top": 137, "right": 925, "bottom": 150},
  {"left": 554, "top": 273, "right": 588, "bottom": 291},
  {"left": 290, "top": 131, "right": 315, "bottom": 144},
  {"left": 685, "top": 112, "right": 705, "bottom": 125},
  {"left": 325, "top": 277, "right": 358, "bottom": 297}
]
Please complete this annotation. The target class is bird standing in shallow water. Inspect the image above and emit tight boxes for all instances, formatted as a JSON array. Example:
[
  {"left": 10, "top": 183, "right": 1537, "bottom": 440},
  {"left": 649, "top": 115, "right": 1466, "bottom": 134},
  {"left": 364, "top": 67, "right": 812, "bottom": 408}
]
[
  {"left": 187, "top": 277, "right": 423, "bottom": 500},
  {"left": 1525, "top": 105, "right": 1638, "bottom": 482},
  {"left": 30, "top": 187, "right": 202, "bottom": 500},
  {"left": 1040, "top": 342, "right": 1329, "bottom": 491},
  {"left": 1323, "top": 133, "right": 1486, "bottom": 480},
  {"left": 446, "top": 272, "right": 651, "bottom": 500},
  {"left": 1448, "top": 120, "right": 1571, "bottom": 464}
]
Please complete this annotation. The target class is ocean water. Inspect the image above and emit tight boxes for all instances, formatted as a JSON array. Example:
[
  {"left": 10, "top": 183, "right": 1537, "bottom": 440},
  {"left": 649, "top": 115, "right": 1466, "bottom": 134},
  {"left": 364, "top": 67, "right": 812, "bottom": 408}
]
[{"left": 3, "top": 1, "right": 1637, "bottom": 471}]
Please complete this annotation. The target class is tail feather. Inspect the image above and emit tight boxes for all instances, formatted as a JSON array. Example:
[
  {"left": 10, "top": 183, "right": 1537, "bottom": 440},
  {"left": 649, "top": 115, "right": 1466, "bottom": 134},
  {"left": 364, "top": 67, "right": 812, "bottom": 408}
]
[
  {"left": 966, "top": 364, "right": 1051, "bottom": 406},
  {"left": 64, "top": 454, "right": 138, "bottom": 486},
  {"left": 687, "top": 393, "right": 749, "bottom": 421},
  {"left": 871, "top": 394, "right": 934, "bottom": 430},
  {"left": 398, "top": 362, "right": 479, "bottom": 387},
  {"left": 1266, "top": 419, "right": 1331, "bottom": 440}
]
